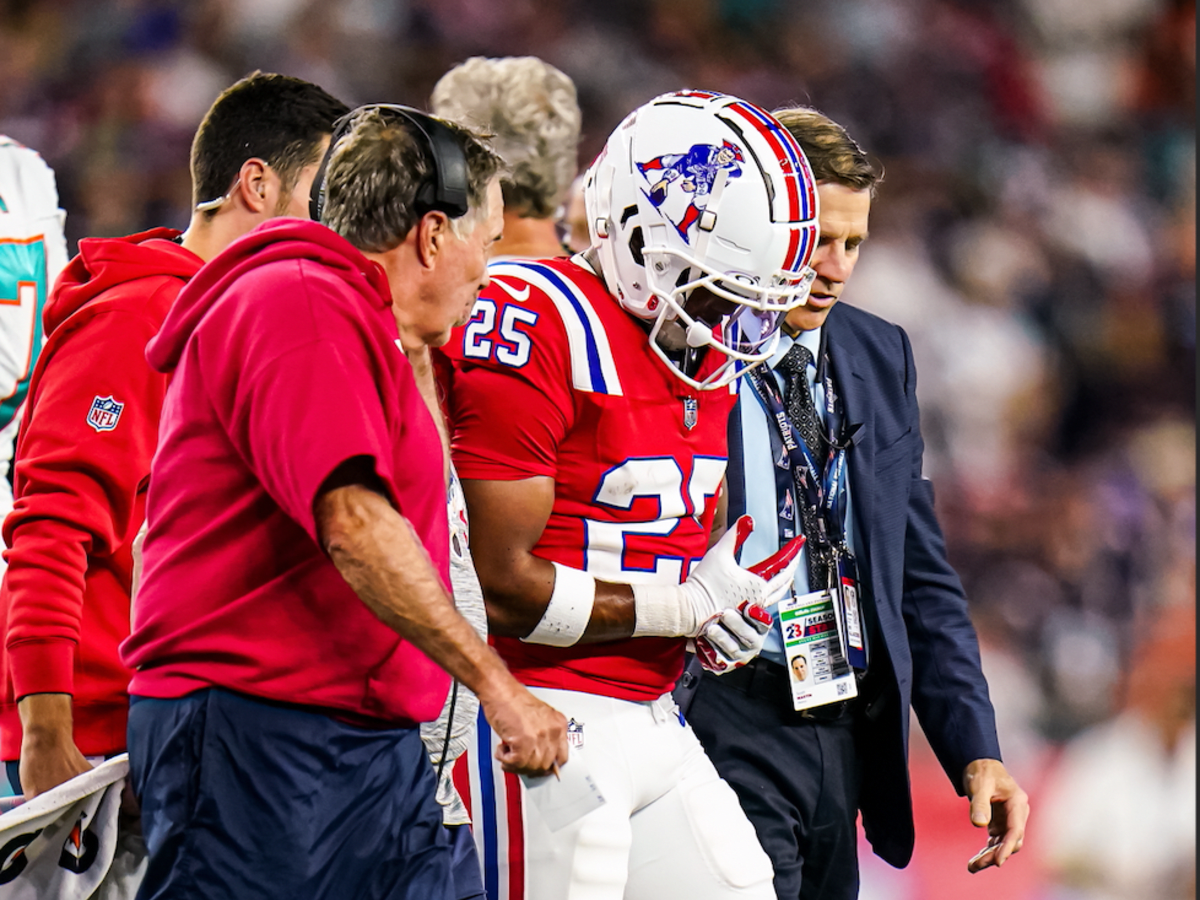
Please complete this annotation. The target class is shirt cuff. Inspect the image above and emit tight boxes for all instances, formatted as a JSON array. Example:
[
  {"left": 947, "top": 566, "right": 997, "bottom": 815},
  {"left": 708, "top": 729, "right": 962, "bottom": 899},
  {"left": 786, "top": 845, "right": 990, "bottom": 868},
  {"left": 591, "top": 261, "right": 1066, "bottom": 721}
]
[{"left": 8, "top": 640, "right": 75, "bottom": 698}]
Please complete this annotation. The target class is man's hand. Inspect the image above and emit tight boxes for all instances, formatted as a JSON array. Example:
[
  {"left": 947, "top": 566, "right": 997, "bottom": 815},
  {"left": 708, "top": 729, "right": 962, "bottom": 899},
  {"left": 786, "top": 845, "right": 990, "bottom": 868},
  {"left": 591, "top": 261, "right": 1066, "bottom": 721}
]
[
  {"left": 695, "top": 602, "right": 772, "bottom": 672},
  {"left": 963, "top": 758, "right": 1029, "bottom": 872},
  {"left": 478, "top": 681, "right": 568, "bottom": 776},
  {"left": 17, "top": 693, "right": 93, "bottom": 799}
]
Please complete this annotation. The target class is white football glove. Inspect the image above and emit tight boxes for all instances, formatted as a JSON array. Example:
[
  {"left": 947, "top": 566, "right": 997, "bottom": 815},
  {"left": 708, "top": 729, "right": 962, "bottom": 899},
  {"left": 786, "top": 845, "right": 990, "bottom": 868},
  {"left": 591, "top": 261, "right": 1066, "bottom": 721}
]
[
  {"left": 631, "top": 516, "right": 805, "bottom": 639},
  {"left": 695, "top": 602, "right": 773, "bottom": 672}
]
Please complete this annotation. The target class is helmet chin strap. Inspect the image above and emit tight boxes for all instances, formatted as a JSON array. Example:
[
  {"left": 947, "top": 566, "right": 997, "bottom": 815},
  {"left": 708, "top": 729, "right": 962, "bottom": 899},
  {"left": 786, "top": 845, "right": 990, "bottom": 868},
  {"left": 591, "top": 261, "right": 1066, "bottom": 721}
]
[
  {"left": 653, "top": 317, "right": 688, "bottom": 351},
  {"left": 650, "top": 312, "right": 710, "bottom": 385}
]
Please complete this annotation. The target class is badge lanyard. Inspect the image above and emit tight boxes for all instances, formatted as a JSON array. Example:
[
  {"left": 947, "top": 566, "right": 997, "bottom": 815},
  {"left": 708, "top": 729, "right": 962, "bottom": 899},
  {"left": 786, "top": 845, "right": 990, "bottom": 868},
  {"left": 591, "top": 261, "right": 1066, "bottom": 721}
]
[{"left": 745, "top": 340, "right": 867, "bottom": 671}]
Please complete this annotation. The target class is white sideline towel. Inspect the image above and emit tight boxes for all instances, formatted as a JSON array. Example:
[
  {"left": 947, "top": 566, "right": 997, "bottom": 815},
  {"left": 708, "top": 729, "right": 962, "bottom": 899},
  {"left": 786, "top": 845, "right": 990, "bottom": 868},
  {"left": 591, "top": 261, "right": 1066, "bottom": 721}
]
[{"left": 0, "top": 754, "right": 146, "bottom": 899}]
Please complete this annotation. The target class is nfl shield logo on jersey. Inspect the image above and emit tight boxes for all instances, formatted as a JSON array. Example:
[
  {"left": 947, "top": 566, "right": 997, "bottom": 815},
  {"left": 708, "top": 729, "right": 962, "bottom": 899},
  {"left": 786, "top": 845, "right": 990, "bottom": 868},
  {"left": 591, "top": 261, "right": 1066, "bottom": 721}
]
[
  {"left": 567, "top": 718, "right": 585, "bottom": 749},
  {"left": 683, "top": 397, "right": 699, "bottom": 430},
  {"left": 86, "top": 395, "right": 123, "bottom": 432}
]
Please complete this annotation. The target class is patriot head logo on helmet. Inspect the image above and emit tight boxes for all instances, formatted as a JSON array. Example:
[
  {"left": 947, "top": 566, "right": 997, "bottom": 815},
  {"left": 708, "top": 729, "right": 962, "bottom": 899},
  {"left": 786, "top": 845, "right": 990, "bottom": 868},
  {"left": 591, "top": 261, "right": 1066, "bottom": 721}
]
[
  {"left": 584, "top": 90, "right": 820, "bottom": 390},
  {"left": 637, "top": 138, "right": 745, "bottom": 239}
]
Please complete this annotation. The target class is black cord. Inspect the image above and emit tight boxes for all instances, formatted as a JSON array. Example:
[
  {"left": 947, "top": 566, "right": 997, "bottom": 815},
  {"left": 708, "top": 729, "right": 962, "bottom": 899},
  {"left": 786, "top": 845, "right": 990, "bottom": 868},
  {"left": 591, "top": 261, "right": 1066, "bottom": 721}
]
[{"left": 435, "top": 680, "right": 460, "bottom": 785}]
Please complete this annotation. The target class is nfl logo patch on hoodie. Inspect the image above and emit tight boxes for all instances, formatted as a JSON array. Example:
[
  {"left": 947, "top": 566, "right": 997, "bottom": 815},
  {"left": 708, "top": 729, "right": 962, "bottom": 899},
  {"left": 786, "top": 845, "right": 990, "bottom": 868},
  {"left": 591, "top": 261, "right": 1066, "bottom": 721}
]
[{"left": 86, "top": 395, "right": 123, "bottom": 432}]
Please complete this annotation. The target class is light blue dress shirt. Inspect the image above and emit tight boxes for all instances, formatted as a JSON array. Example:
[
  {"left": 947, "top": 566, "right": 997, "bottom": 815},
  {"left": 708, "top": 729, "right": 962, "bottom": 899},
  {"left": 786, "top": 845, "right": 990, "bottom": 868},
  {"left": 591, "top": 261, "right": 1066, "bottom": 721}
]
[{"left": 735, "top": 327, "right": 858, "bottom": 665}]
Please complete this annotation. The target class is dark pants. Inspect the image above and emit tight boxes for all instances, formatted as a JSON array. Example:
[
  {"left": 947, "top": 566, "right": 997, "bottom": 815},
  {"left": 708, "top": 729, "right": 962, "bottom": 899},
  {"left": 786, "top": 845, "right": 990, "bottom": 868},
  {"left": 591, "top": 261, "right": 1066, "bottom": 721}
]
[
  {"left": 446, "top": 823, "right": 485, "bottom": 900},
  {"left": 128, "top": 688, "right": 454, "bottom": 900},
  {"left": 679, "top": 659, "right": 863, "bottom": 900}
]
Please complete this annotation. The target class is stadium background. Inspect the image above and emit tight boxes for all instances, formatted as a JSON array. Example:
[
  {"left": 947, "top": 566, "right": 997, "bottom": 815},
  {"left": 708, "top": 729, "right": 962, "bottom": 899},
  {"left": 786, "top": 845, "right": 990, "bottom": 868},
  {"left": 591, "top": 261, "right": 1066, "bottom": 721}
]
[{"left": 0, "top": 0, "right": 1192, "bottom": 897}]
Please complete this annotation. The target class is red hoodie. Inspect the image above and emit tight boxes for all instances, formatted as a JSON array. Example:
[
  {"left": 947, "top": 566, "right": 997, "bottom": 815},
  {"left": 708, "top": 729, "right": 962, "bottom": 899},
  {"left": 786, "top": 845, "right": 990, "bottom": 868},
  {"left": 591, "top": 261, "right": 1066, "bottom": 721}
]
[
  {"left": 0, "top": 228, "right": 202, "bottom": 760},
  {"left": 120, "top": 218, "right": 451, "bottom": 727}
]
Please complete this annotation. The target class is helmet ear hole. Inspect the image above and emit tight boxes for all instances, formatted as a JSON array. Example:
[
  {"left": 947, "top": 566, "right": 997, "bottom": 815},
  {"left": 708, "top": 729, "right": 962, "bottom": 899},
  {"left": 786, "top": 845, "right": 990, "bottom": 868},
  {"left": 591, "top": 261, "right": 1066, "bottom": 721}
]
[{"left": 628, "top": 226, "right": 645, "bottom": 268}]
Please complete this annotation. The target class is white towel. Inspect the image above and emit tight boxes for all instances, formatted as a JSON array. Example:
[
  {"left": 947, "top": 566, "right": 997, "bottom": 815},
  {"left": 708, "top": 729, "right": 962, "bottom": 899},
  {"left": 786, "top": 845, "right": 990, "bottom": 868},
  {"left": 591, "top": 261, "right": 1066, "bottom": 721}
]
[{"left": 0, "top": 755, "right": 145, "bottom": 899}]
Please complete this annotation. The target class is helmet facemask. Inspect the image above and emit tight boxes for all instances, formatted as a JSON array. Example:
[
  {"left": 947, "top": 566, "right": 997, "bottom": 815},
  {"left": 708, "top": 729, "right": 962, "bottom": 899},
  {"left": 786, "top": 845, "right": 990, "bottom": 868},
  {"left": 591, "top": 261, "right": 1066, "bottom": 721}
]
[{"left": 640, "top": 239, "right": 817, "bottom": 391}]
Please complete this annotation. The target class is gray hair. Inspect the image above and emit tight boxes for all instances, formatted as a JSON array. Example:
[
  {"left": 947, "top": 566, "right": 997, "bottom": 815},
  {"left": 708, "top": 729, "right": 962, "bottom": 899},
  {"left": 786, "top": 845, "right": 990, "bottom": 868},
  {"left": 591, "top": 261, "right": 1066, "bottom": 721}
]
[
  {"left": 431, "top": 56, "right": 581, "bottom": 219},
  {"left": 323, "top": 108, "right": 502, "bottom": 252}
]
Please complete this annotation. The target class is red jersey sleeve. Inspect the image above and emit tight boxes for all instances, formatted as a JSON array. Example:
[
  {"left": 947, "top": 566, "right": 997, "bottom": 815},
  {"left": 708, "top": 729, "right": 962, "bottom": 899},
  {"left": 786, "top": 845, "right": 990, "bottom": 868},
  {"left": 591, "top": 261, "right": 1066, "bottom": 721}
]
[
  {"left": 3, "top": 305, "right": 172, "bottom": 698},
  {"left": 442, "top": 269, "right": 577, "bottom": 481}
]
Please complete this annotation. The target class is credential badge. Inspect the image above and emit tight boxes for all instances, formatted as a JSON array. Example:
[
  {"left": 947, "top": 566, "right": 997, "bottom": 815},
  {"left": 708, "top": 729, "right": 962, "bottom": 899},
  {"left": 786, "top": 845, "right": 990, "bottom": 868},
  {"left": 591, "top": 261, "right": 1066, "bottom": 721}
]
[
  {"left": 87, "top": 396, "right": 123, "bottom": 432},
  {"left": 683, "top": 397, "right": 699, "bottom": 430}
]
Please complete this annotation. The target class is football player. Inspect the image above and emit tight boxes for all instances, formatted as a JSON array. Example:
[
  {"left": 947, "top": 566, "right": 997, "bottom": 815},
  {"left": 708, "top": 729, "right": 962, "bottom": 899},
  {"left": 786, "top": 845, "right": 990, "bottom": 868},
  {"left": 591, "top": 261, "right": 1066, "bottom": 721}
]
[{"left": 440, "top": 91, "right": 821, "bottom": 900}]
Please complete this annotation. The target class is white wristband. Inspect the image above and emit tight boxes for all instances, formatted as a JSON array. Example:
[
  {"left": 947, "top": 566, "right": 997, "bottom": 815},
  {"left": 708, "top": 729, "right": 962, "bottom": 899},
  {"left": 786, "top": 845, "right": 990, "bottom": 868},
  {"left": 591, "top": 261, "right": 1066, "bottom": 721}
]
[
  {"left": 521, "top": 562, "right": 596, "bottom": 647},
  {"left": 630, "top": 582, "right": 690, "bottom": 638}
]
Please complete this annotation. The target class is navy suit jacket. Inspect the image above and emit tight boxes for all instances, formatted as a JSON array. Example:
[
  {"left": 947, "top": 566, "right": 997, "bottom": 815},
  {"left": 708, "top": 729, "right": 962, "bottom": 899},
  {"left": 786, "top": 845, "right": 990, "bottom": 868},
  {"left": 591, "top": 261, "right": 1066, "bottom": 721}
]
[{"left": 725, "top": 302, "right": 1002, "bottom": 867}]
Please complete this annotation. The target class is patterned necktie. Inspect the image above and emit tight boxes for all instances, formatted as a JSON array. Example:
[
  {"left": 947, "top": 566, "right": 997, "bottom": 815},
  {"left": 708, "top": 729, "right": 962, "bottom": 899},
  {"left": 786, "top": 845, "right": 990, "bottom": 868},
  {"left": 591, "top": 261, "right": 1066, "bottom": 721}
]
[
  {"left": 775, "top": 343, "right": 832, "bottom": 590},
  {"left": 777, "top": 344, "right": 823, "bottom": 456}
]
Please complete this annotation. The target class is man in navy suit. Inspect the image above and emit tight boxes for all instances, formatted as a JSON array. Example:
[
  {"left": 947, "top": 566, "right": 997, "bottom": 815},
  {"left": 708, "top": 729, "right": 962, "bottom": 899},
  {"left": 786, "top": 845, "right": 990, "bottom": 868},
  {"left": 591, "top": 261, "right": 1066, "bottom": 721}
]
[{"left": 676, "top": 106, "right": 1029, "bottom": 899}]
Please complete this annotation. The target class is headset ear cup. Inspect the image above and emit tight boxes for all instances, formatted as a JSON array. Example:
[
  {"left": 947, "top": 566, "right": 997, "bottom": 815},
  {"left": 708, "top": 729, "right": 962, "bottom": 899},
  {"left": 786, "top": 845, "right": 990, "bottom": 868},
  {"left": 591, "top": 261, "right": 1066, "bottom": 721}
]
[
  {"left": 414, "top": 181, "right": 435, "bottom": 214},
  {"left": 421, "top": 116, "right": 469, "bottom": 218}
]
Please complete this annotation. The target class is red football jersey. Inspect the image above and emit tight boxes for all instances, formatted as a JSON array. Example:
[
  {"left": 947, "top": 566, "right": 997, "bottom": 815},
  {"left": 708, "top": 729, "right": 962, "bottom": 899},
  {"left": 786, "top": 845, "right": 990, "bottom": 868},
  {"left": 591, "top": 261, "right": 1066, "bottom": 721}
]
[{"left": 441, "top": 256, "right": 735, "bottom": 700}]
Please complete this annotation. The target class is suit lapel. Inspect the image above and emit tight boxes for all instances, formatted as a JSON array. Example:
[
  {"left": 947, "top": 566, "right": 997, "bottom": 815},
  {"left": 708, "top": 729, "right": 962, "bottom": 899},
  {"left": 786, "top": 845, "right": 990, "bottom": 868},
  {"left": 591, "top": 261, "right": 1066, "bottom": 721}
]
[
  {"left": 825, "top": 312, "right": 874, "bottom": 556},
  {"left": 826, "top": 309, "right": 896, "bottom": 670}
]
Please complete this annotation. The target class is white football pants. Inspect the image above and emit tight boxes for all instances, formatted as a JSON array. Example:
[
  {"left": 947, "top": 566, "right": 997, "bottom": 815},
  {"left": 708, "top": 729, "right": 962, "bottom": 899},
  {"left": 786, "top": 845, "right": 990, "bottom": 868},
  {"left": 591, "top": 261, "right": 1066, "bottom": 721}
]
[{"left": 460, "top": 687, "right": 775, "bottom": 900}]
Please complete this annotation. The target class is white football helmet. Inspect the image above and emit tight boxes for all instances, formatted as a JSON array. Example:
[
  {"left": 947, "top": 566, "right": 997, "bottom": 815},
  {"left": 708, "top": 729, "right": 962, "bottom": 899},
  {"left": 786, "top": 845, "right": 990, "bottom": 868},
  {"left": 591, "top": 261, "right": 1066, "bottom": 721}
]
[{"left": 584, "top": 90, "right": 819, "bottom": 390}]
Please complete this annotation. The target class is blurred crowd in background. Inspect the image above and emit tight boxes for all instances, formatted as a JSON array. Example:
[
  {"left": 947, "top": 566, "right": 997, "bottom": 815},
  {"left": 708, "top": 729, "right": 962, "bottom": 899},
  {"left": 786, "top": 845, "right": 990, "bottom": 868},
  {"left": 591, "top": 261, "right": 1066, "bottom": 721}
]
[{"left": 0, "top": 0, "right": 1192, "bottom": 897}]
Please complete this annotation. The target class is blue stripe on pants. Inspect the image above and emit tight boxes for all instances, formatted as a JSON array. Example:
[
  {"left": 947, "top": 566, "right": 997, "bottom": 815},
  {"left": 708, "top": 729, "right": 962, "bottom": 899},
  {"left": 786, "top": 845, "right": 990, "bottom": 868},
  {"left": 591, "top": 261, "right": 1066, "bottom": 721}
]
[{"left": 474, "top": 712, "right": 500, "bottom": 900}]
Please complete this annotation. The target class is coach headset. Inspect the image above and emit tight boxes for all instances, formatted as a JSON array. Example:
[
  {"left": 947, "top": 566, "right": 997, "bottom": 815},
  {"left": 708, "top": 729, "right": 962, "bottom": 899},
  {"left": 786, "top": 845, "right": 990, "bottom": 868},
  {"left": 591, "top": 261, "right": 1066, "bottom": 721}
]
[{"left": 309, "top": 103, "right": 471, "bottom": 223}]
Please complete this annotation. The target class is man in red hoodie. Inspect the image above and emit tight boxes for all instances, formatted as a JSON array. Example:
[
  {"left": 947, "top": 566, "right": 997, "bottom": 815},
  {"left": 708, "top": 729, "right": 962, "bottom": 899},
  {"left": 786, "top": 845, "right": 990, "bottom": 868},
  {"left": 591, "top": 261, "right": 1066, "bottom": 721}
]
[
  {"left": 0, "top": 71, "right": 349, "bottom": 799},
  {"left": 120, "top": 106, "right": 567, "bottom": 899}
]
